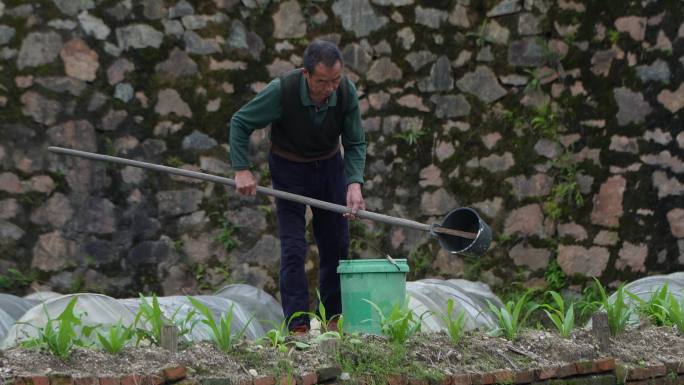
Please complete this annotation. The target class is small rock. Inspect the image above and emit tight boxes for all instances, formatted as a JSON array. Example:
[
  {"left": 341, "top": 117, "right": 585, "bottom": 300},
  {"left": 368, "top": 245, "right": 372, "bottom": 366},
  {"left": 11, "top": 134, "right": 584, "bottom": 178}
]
[
  {"left": 116, "top": 24, "right": 164, "bottom": 50},
  {"left": 397, "top": 27, "right": 415, "bottom": 50},
  {"left": 594, "top": 230, "right": 618, "bottom": 246},
  {"left": 668, "top": 208, "right": 684, "bottom": 238},
  {"left": 21, "top": 92, "right": 61, "bottom": 126},
  {"left": 508, "top": 38, "right": 545, "bottom": 67},
  {"left": 615, "top": 16, "right": 647, "bottom": 41},
  {"left": 342, "top": 43, "right": 372, "bottom": 73},
  {"left": 0, "top": 25, "right": 15, "bottom": 45},
  {"left": 272, "top": 0, "right": 306, "bottom": 38},
  {"left": 456, "top": 66, "right": 506, "bottom": 103},
  {"left": 60, "top": 38, "right": 99, "bottom": 82},
  {"left": 114, "top": 83, "right": 134, "bottom": 103},
  {"left": 484, "top": 19, "right": 510, "bottom": 45},
  {"left": 155, "top": 89, "right": 192, "bottom": 118},
  {"left": 590, "top": 175, "right": 626, "bottom": 228},
  {"left": 657, "top": 83, "right": 684, "bottom": 113},
  {"left": 644, "top": 128, "right": 672, "bottom": 145},
  {"left": 17, "top": 32, "right": 63, "bottom": 69},
  {"left": 182, "top": 130, "right": 217, "bottom": 151},
  {"left": 367, "top": 57, "right": 403, "bottom": 83},
  {"left": 169, "top": 0, "right": 194, "bottom": 18},
  {"left": 430, "top": 94, "right": 471, "bottom": 118},
  {"left": 155, "top": 48, "right": 198, "bottom": 79},
  {"left": 636, "top": 59, "right": 670, "bottom": 84},
  {"left": 504, "top": 203, "right": 545, "bottom": 238},
  {"left": 78, "top": 11, "right": 110, "bottom": 40},
  {"left": 609, "top": 135, "right": 639, "bottom": 154},
  {"left": 614, "top": 87, "right": 652, "bottom": 126},
  {"left": 418, "top": 56, "right": 454, "bottom": 92},
  {"left": 557, "top": 245, "right": 610, "bottom": 277},
  {"left": 332, "top": 0, "right": 388, "bottom": 37},
  {"left": 509, "top": 243, "right": 550, "bottom": 271},
  {"left": 615, "top": 242, "right": 648, "bottom": 272},
  {"left": 415, "top": 6, "right": 447, "bottom": 29},
  {"left": 487, "top": 0, "right": 521, "bottom": 17},
  {"left": 518, "top": 12, "right": 542, "bottom": 35},
  {"left": 404, "top": 50, "right": 436, "bottom": 71}
]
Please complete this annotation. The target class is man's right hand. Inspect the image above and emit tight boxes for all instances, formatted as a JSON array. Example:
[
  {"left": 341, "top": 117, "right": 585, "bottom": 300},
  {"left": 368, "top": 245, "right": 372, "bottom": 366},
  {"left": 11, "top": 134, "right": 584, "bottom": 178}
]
[{"left": 235, "top": 170, "right": 257, "bottom": 196}]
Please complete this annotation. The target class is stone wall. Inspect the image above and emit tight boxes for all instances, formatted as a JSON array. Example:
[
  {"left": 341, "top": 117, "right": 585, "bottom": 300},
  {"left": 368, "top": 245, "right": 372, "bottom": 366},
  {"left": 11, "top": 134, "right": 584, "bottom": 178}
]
[{"left": 0, "top": 0, "right": 683, "bottom": 297}]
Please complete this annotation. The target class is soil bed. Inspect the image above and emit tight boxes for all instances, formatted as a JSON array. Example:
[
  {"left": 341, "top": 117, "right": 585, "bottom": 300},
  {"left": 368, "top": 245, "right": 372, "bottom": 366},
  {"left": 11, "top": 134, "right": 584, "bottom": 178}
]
[{"left": 0, "top": 325, "right": 682, "bottom": 382}]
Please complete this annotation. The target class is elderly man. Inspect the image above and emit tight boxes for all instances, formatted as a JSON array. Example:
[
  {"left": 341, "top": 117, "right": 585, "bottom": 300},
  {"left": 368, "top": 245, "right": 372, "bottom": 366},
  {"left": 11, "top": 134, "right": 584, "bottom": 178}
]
[{"left": 229, "top": 40, "right": 367, "bottom": 334}]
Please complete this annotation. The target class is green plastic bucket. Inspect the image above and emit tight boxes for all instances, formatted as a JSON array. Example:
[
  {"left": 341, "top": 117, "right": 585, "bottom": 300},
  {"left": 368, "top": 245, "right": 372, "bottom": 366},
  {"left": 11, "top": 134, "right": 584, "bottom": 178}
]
[{"left": 337, "top": 259, "right": 409, "bottom": 335}]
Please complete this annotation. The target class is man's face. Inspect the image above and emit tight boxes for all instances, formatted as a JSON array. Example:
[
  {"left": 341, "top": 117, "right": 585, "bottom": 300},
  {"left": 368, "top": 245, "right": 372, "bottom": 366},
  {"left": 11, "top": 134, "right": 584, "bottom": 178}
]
[{"left": 304, "top": 61, "right": 342, "bottom": 104}]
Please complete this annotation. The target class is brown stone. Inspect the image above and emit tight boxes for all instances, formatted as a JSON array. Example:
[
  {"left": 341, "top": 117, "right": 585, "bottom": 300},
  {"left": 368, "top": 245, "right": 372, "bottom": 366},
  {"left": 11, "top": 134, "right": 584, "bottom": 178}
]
[
  {"left": 31, "top": 231, "right": 77, "bottom": 272},
  {"left": 60, "top": 38, "right": 99, "bottom": 82},
  {"left": 503, "top": 204, "right": 546, "bottom": 238},
  {"left": 505, "top": 174, "right": 553, "bottom": 200},
  {"left": 557, "top": 222, "right": 588, "bottom": 241},
  {"left": 557, "top": 245, "right": 610, "bottom": 277},
  {"left": 509, "top": 242, "right": 551, "bottom": 271},
  {"left": 667, "top": 208, "right": 684, "bottom": 237},
  {"left": 591, "top": 175, "right": 626, "bottom": 228},
  {"left": 657, "top": 83, "right": 684, "bottom": 113},
  {"left": 0, "top": 172, "right": 23, "bottom": 194},
  {"left": 615, "top": 16, "right": 647, "bottom": 41},
  {"left": 155, "top": 89, "right": 192, "bottom": 118},
  {"left": 615, "top": 242, "right": 648, "bottom": 272}
]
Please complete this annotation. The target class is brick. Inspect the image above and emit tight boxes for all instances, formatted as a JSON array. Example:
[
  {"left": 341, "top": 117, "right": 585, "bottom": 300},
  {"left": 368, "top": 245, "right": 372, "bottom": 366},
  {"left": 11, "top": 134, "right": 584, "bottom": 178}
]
[
  {"left": 491, "top": 370, "right": 514, "bottom": 384},
  {"left": 595, "top": 358, "right": 616, "bottom": 373},
  {"left": 13, "top": 378, "right": 28, "bottom": 385},
  {"left": 575, "top": 361, "right": 596, "bottom": 375},
  {"left": 198, "top": 378, "right": 232, "bottom": 385},
  {"left": 295, "top": 373, "right": 316, "bottom": 385},
  {"left": 408, "top": 379, "right": 427, "bottom": 385},
  {"left": 388, "top": 375, "right": 407, "bottom": 385},
  {"left": 557, "top": 363, "right": 578, "bottom": 378},
  {"left": 50, "top": 375, "right": 73, "bottom": 385},
  {"left": 73, "top": 378, "right": 97, "bottom": 385},
  {"left": 26, "top": 377, "right": 50, "bottom": 385},
  {"left": 628, "top": 365, "right": 667, "bottom": 381},
  {"left": 469, "top": 372, "right": 495, "bottom": 385},
  {"left": 664, "top": 361, "right": 684, "bottom": 374},
  {"left": 449, "top": 374, "right": 470, "bottom": 385},
  {"left": 438, "top": 375, "right": 452, "bottom": 385},
  {"left": 162, "top": 367, "right": 187, "bottom": 382},
  {"left": 253, "top": 377, "right": 275, "bottom": 385},
  {"left": 279, "top": 376, "right": 293, "bottom": 385},
  {"left": 98, "top": 378, "right": 120, "bottom": 385},
  {"left": 514, "top": 369, "right": 535, "bottom": 384},
  {"left": 536, "top": 367, "right": 558, "bottom": 380},
  {"left": 120, "top": 375, "right": 143, "bottom": 385},
  {"left": 315, "top": 367, "right": 341, "bottom": 383}
]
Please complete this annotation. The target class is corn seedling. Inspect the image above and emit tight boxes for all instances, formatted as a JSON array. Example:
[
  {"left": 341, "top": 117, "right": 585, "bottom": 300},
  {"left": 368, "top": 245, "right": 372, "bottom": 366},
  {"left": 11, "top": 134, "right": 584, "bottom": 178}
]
[
  {"left": 21, "top": 297, "right": 94, "bottom": 358},
  {"left": 663, "top": 293, "right": 684, "bottom": 333},
  {"left": 364, "top": 298, "right": 427, "bottom": 344},
  {"left": 593, "top": 278, "right": 635, "bottom": 336},
  {"left": 291, "top": 290, "right": 343, "bottom": 341},
  {"left": 487, "top": 290, "right": 539, "bottom": 341},
  {"left": 97, "top": 321, "right": 135, "bottom": 354},
  {"left": 542, "top": 291, "right": 574, "bottom": 338},
  {"left": 134, "top": 294, "right": 198, "bottom": 346},
  {"left": 627, "top": 284, "right": 671, "bottom": 326},
  {"left": 437, "top": 299, "right": 467, "bottom": 344},
  {"left": 259, "top": 319, "right": 309, "bottom": 352},
  {"left": 187, "top": 296, "right": 251, "bottom": 352}
]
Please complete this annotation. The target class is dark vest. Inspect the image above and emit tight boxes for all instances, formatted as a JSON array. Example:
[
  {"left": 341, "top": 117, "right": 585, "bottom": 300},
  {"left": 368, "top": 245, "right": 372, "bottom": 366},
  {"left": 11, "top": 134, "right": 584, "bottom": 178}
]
[{"left": 271, "top": 69, "right": 348, "bottom": 160}]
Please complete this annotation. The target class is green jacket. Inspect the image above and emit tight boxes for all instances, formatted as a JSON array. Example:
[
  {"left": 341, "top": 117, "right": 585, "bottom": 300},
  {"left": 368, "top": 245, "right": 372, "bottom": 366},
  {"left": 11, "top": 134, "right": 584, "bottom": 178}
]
[{"left": 229, "top": 74, "right": 366, "bottom": 185}]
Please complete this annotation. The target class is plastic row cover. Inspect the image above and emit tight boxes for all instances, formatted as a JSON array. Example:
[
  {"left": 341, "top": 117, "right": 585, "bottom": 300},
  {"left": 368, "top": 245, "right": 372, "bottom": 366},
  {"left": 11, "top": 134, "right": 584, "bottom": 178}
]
[
  {"left": 1, "top": 284, "right": 284, "bottom": 349},
  {"left": 0, "top": 294, "right": 37, "bottom": 343},
  {"left": 606, "top": 272, "right": 684, "bottom": 323}
]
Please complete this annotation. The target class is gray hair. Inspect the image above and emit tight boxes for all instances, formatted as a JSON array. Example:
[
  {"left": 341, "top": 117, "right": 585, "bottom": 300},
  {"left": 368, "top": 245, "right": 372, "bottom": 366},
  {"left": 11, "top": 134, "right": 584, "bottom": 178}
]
[{"left": 302, "top": 40, "right": 343, "bottom": 73}]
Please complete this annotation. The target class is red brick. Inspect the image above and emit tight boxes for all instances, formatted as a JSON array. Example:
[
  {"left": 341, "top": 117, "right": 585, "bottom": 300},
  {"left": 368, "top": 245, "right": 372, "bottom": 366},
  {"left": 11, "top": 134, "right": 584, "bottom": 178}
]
[
  {"left": 253, "top": 376, "right": 275, "bottom": 385},
  {"left": 595, "top": 358, "right": 616, "bottom": 373},
  {"left": 279, "top": 376, "right": 293, "bottom": 385},
  {"left": 575, "top": 360, "right": 596, "bottom": 375},
  {"left": 469, "top": 372, "right": 496, "bottom": 385},
  {"left": 73, "top": 378, "right": 97, "bottom": 385},
  {"left": 27, "top": 377, "right": 50, "bottom": 385},
  {"left": 50, "top": 375, "right": 73, "bottom": 385},
  {"left": 13, "top": 378, "right": 28, "bottom": 385},
  {"left": 142, "top": 376, "right": 163, "bottom": 385},
  {"left": 388, "top": 375, "right": 407, "bottom": 385},
  {"left": 628, "top": 365, "right": 667, "bottom": 381},
  {"left": 162, "top": 367, "right": 187, "bottom": 382},
  {"left": 557, "top": 363, "right": 578, "bottom": 378},
  {"left": 513, "top": 369, "right": 535, "bottom": 384},
  {"left": 536, "top": 366, "right": 558, "bottom": 380},
  {"left": 295, "top": 373, "right": 316, "bottom": 385},
  {"left": 120, "top": 375, "right": 143, "bottom": 385},
  {"left": 491, "top": 370, "right": 514, "bottom": 384},
  {"left": 98, "top": 378, "right": 120, "bottom": 385},
  {"left": 438, "top": 375, "right": 452, "bottom": 385},
  {"left": 449, "top": 374, "right": 470, "bottom": 385}
]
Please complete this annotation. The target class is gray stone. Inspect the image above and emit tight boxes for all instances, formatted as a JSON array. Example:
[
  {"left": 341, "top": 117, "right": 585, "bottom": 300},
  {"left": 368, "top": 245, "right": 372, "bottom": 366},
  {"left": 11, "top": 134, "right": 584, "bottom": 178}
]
[
  {"left": 141, "top": 139, "right": 167, "bottom": 158},
  {"left": 456, "top": 66, "right": 506, "bottom": 103},
  {"left": 472, "top": 197, "right": 503, "bottom": 219},
  {"left": 105, "top": 2, "right": 132, "bottom": 21},
  {"left": 448, "top": 4, "right": 470, "bottom": 28},
  {"left": 6, "top": 4, "right": 32, "bottom": 17},
  {"left": 21, "top": 92, "right": 61, "bottom": 126},
  {"left": 419, "top": 164, "right": 442, "bottom": 187},
  {"left": 127, "top": 240, "right": 176, "bottom": 267},
  {"left": 534, "top": 139, "right": 560, "bottom": 159},
  {"left": 78, "top": 11, "right": 110, "bottom": 40},
  {"left": 420, "top": 188, "right": 457, "bottom": 215},
  {"left": 70, "top": 197, "right": 117, "bottom": 235},
  {"left": 342, "top": 43, "right": 372, "bottom": 73},
  {"left": 484, "top": 19, "right": 510, "bottom": 45},
  {"left": 183, "top": 130, "right": 218, "bottom": 151},
  {"left": 0, "top": 173, "right": 20, "bottom": 194},
  {"left": 518, "top": 13, "right": 542, "bottom": 35},
  {"left": 430, "top": 94, "right": 471, "bottom": 118},
  {"left": 182, "top": 231, "right": 227, "bottom": 264},
  {"left": 155, "top": 89, "right": 192, "bottom": 118},
  {"left": 0, "top": 199, "right": 21, "bottom": 220},
  {"left": 265, "top": 59, "right": 294, "bottom": 78},
  {"left": 509, "top": 243, "right": 550, "bottom": 271},
  {"left": 157, "top": 189, "right": 204, "bottom": 217},
  {"left": 226, "top": 21, "right": 265, "bottom": 60},
  {"left": 504, "top": 204, "right": 545, "bottom": 238},
  {"left": 273, "top": 0, "right": 306, "bottom": 38},
  {"left": 591, "top": 175, "right": 625, "bottom": 228},
  {"left": 114, "top": 83, "right": 134, "bottom": 102},
  {"left": 34, "top": 77, "right": 86, "bottom": 96},
  {"left": 17, "top": 32, "right": 63, "bottom": 69},
  {"left": 236, "top": 234, "right": 280, "bottom": 267},
  {"left": 397, "top": 27, "right": 415, "bottom": 50},
  {"left": 163, "top": 19, "right": 184, "bottom": 36},
  {"left": 499, "top": 74, "right": 529, "bottom": 86},
  {"left": 415, "top": 6, "right": 447, "bottom": 29},
  {"left": 367, "top": 58, "right": 403, "bottom": 83},
  {"left": 155, "top": 48, "right": 198, "bottom": 79},
  {"left": 116, "top": 24, "right": 164, "bottom": 50},
  {"left": 30, "top": 193, "right": 73, "bottom": 228},
  {"left": 657, "top": 83, "right": 684, "bottom": 113},
  {"left": 614, "top": 87, "right": 652, "bottom": 126},
  {"left": 181, "top": 15, "right": 211, "bottom": 30},
  {"left": 104, "top": 42, "right": 123, "bottom": 57},
  {"left": 615, "top": 242, "right": 648, "bottom": 273},
  {"left": 635, "top": 59, "right": 670, "bottom": 84},
  {"left": 590, "top": 48, "right": 618, "bottom": 76},
  {"left": 183, "top": 31, "right": 221, "bottom": 55},
  {"left": 143, "top": 0, "right": 167, "bottom": 20},
  {"left": 0, "top": 219, "right": 24, "bottom": 242},
  {"left": 418, "top": 56, "right": 454, "bottom": 92},
  {"left": 0, "top": 1, "right": 4, "bottom": 17},
  {"left": 644, "top": 128, "right": 672, "bottom": 145},
  {"left": 47, "top": 120, "right": 97, "bottom": 152},
  {"left": 178, "top": 211, "right": 210, "bottom": 233},
  {"left": 506, "top": 174, "right": 553, "bottom": 199},
  {"left": 594, "top": 230, "right": 618, "bottom": 246},
  {"left": 557, "top": 245, "right": 610, "bottom": 277},
  {"left": 609, "top": 135, "right": 639, "bottom": 154},
  {"left": 404, "top": 51, "right": 436, "bottom": 71},
  {"left": 332, "top": 0, "right": 389, "bottom": 38},
  {"left": 476, "top": 46, "right": 494, "bottom": 62},
  {"left": 31, "top": 231, "right": 76, "bottom": 272},
  {"left": 507, "top": 38, "right": 545, "bottom": 67},
  {"left": 52, "top": 0, "right": 94, "bottom": 15},
  {"left": 371, "top": 0, "right": 412, "bottom": 5},
  {"left": 487, "top": 0, "right": 521, "bottom": 17},
  {"left": 0, "top": 25, "right": 15, "bottom": 45},
  {"left": 667, "top": 208, "right": 684, "bottom": 238},
  {"left": 225, "top": 207, "right": 267, "bottom": 234},
  {"left": 100, "top": 109, "right": 127, "bottom": 131},
  {"left": 641, "top": 151, "right": 684, "bottom": 174},
  {"left": 228, "top": 263, "right": 276, "bottom": 291},
  {"left": 652, "top": 171, "right": 684, "bottom": 198},
  {"left": 169, "top": 0, "right": 194, "bottom": 18},
  {"left": 107, "top": 58, "right": 135, "bottom": 85}
]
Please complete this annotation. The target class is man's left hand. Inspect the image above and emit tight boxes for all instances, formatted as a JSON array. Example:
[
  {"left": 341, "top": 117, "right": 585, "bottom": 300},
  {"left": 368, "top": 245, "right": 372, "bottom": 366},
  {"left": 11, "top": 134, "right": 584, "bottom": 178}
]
[{"left": 345, "top": 183, "right": 365, "bottom": 220}]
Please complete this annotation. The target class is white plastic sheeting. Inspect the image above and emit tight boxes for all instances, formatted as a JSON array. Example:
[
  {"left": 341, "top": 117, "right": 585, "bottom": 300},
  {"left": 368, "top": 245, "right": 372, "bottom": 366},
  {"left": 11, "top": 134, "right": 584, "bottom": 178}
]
[
  {"left": 607, "top": 271, "right": 684, "bottom": 323},
  {"left": 407, "top": 278, "right": 504, "bottom": 332},
  {"left": 23, "top": 291, "right": 63, "bottom": 302},
  {"left": 214, "top": 284, "right": 285, "bottom": 332},
  {"left": 0, "top": 294, "right": 37, "bottom": 343}
]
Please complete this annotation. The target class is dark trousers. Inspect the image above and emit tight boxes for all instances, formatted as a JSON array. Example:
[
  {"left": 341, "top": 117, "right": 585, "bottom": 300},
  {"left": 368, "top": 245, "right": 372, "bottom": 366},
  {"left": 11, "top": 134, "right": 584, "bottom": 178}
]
[{"left": 269, "top": 151, "right": 349, "bottom": 330}]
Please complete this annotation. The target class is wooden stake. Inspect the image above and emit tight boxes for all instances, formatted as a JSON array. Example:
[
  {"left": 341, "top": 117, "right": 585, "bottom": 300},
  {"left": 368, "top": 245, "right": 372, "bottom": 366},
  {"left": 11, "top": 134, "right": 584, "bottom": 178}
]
[
  {"left": 591, "top": 311, "right": 610, "bottom": 353},
  {"left": 161, "top": 324, "right": 179, "bottom": 353}
]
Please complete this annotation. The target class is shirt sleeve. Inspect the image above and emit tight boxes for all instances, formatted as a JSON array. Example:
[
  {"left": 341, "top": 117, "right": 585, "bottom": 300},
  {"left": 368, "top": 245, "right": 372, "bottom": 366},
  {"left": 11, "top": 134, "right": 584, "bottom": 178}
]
[
  {"left": 340, "top": 79, "right": 367, "bottom": 185},
  {"left": 229, "top": 78, "right": 282, "bottom": 170}
]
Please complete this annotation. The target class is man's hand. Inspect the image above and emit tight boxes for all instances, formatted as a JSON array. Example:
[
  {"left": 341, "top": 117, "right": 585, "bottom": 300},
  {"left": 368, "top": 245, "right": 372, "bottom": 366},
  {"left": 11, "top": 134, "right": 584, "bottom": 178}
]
[
  {"left": 235, "top": 170, "right": 257, "bottom": 196},
  {"left": 345, "top": 182, "right": 365, "bottom": 220}
]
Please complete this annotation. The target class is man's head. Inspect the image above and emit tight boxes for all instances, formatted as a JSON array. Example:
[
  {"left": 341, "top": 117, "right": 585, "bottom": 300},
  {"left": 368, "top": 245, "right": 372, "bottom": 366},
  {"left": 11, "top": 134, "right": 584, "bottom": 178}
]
[{"left": 302, "top": 40, "right": 343, "bottom": 104}]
